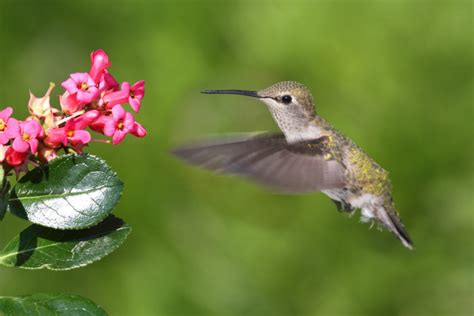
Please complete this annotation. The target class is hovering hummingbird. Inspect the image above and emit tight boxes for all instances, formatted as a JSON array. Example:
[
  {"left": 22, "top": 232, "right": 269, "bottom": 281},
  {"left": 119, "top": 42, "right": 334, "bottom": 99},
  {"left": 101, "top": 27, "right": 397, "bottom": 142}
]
[{"left": 172, "top": 81, "right": 413, "bottom": 249}]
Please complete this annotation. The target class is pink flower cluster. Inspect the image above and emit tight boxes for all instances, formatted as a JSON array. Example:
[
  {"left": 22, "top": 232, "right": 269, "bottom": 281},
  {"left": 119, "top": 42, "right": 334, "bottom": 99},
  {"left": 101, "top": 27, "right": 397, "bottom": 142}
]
[{"left": 0, "top": 49, "right": 146, "bottom": 175}]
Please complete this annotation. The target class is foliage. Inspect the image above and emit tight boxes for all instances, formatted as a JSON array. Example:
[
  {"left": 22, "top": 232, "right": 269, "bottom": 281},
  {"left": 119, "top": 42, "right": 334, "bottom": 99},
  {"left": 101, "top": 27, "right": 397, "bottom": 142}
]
[
  {"left": 0, "top": 49, "right": 148, "bottom": 315},
  {"left": 9, "top": 154, "right": 123, "bottom": 230},
  {"left": 0, "top": 1, "right": 472, "bottom": 316},
  {"left": 0, "top": 293, "right": 107, "bottom": 316}
]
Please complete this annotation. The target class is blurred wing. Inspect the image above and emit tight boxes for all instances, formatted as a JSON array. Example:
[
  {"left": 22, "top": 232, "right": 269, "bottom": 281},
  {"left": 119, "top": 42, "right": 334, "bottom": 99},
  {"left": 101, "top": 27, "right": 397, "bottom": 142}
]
[{"left": 171, "top": 133, "right": 346, "bottom": 193}]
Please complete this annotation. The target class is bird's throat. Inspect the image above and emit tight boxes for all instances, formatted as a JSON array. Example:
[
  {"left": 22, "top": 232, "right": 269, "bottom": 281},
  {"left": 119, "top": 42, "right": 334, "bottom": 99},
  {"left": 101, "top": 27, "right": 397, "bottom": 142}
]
[{"left": 269, "top": 108, "right": 326, "bottom": 143}]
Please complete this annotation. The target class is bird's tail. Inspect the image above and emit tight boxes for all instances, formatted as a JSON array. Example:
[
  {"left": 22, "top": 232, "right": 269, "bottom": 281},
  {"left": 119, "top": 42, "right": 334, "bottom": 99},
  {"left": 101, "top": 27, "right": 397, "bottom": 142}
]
[{"left": 376, "top": 206, "right": 414, "bottom": 250}]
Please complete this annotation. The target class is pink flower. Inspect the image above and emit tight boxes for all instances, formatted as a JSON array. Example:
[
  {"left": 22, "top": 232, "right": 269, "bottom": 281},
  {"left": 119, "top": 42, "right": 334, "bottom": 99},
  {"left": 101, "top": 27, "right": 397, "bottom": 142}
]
[
  {"left": 5, "top": 147, "right": 28, "bottom": 166},
  {"left": 65, "top": 121, "right": 92, "bottom": 150},
  {"left": 61, "top": 72, "right": 99, "bottom": 104},
  {"left": 131, "top": 122, "right": 147, "bottom": 137},
  {"left": 0, "top": 107, "right": 18, "bottom": 144},
  {"left": 59, "top": 91, "right": 84, "bottom": 115},
  {"left": 129, "top": 80, "right": 145, "bottom": 112},
  {"left": 75, "top": 110, "right": 100, "bottom": 129},
  {"left": 89, "top": 113, "right": 112, "bottom": 135},
  {"left": 45, "top": 111, "right": 98, "bottom": 149},
  {"left": 89, "top": 49, "right": 111, "bottom": 84},
  {"left": 102, "top": 82, "right": 130, "bottom": 109},
  {"left": 98, "top": 71, "right": 119, "bottom": 92},
  {"left": 104, "top": 105, "right": 135, "bottom": 144},
  {"left": 44, "top": 128, "right": 66, "bottom": 148},
  {"left": 11, "top": 120, "right": 44, "bottom": 153},
  {"left": 45, "top": 125, "right": 90, "bottom": 150}
]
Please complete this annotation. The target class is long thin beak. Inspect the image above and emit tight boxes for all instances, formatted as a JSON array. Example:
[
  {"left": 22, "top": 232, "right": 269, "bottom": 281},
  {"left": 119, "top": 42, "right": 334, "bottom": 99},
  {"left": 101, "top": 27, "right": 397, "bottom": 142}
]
[{"left": 201, "top": 89, "right": 262, "bottom": 98}]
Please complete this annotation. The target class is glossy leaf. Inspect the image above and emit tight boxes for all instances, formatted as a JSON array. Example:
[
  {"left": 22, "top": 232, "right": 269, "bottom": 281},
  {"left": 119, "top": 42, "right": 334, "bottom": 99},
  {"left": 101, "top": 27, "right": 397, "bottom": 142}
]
[
  {"left": 0, "top": 293, "right": 107, "bottom": 315},
  {"left": 0, "top": 216, "right": 131, "bottom": 270},
  {"left": 9, "top": 154, "right": 123, "bottom": 229}
]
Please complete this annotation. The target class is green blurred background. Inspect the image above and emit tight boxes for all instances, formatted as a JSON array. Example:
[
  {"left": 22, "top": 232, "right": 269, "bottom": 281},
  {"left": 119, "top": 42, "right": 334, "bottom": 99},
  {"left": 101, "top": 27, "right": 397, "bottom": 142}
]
[{"left": 0, "top": 0, "right": 472, "bottom": 315}]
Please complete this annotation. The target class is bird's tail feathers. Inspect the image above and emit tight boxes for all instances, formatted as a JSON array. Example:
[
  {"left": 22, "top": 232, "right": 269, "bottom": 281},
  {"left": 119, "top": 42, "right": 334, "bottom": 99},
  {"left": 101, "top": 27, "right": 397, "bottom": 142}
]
[{"left": 376, "top": 207, "right": 414, "bottom": 250}]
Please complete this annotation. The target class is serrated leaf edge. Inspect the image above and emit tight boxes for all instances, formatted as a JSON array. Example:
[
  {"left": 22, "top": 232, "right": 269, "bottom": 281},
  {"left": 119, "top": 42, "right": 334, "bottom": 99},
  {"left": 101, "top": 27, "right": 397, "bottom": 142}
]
[
  {"left": 9, "top": 153, "right": 124, "bottom": 230},
  {"left": 0, "top": 225, "right": 131, "bottom": 271}
]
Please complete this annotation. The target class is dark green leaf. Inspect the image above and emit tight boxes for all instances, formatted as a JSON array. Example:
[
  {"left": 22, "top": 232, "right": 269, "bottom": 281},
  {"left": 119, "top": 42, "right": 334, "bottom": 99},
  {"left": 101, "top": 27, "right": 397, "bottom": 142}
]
[
  {"left": 9, "top": 154, "right": 123, "bottom": 229},
  {"left": 0, "top": 178, "right": 9, "bottom": 221},
  {"left": 0, "top": 293, "right": 107, "bottom": 315},
  {"left": 0, "top": 216, "right": 131, "bottom": 270}
]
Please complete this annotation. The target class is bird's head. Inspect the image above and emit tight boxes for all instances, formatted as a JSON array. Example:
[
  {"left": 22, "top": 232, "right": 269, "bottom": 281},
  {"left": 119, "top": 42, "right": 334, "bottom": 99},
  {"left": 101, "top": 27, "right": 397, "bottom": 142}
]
[{"left": 203, "top": 81, "right": 316, "bottom": 119}]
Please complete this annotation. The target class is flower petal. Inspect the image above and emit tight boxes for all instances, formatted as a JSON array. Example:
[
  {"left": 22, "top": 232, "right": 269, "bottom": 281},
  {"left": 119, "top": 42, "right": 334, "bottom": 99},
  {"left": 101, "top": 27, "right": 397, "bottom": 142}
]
[
  {"left": 0, "top": 107, "right": 13, "bottom": 121},
  {"left": 99, "top": 72, "right": 119, "bottom": 92},
  {"left": 61, "top": 78, "right": 78, "bottom": 94},
  {"left": 112, "top": 130, "right": 126, "bottom": 144},
  {"left": 131, "top": 122, "right": 147, "bottom": 137},
  {"left": 123, "top": 112, "right": 135, "bottom": 131},
  {"left": 23, "top": 120, "right": 42, "bottom": 137},
  {"left": 131, "top": 80, "right": 145, "bottom": 97},
  {"left": 111, "top": 105, "right": 125, "bottom": 120},
  {"left": 103, "top": 82, "right": 129, "bottom": 108},
  {"left": 89, "top": 49, "right": 111, "bottom": 83},
  {"left": 70, "top": 72, "right": 87, "bottom": 83},
  {"left": 0, "top": 133, "right": 9, "bottom": 145},
  {"left": 45, "top": 127, "right": 66, "bottom": 148},
  {"left": 60, "top": 91, "right": 84, "bottom": 114},
  {"left": 103, "top": 120, "right": 116, "bottom": 137},
  {"left": 75, "top": 110, "right": 100, "bottom": 130},
  {"left": 29, "top": 139, "right": 38, "bottom": 153},
  {"left": 5, "top": 119, "right": 21, "bottom": 138},
  {"left": 90, "top": 114, "right": 112, "bottom": 134},
  {"left": 12, "top": 137, "right": 30, "bottom": 153},
  {"left": 129, "top": 97, "right": 141, "bottom": 112},
  {"left": 5, "top": 147, "right": 27, "bottom": 166},
  {"left": 70, "top": 129, "right": 91, "bottom": 145},
  {"left": 76, "top": 90, "right": 93, "bottom": 103}
]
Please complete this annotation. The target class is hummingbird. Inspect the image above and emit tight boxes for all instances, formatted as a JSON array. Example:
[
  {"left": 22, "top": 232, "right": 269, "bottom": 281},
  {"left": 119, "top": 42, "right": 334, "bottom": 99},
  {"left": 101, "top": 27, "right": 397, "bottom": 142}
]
[{"left": 172, "top": 81, "right": 413, "bottom": 249}]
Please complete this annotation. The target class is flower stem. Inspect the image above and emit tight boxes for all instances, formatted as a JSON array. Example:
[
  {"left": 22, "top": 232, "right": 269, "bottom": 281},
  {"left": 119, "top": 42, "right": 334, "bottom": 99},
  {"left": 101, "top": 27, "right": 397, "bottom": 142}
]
[{"left": 56, "top": 110, "right": 86, "bottom": 126}]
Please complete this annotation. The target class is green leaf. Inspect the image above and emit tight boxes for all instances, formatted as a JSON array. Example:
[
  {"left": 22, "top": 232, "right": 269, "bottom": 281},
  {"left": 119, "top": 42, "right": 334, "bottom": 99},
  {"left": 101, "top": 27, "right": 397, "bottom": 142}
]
[
  {"left": 0, "top": 293, "right": 107, "bottom": 315},
  {"left": 9, "top": 154, "right": 123, "bottom": 229},
  {"left": 0, "top": 178, "right": 9, "bottom": 221},
  {"left": 0, "top": 215, "right": 131, "bottom": 270}
]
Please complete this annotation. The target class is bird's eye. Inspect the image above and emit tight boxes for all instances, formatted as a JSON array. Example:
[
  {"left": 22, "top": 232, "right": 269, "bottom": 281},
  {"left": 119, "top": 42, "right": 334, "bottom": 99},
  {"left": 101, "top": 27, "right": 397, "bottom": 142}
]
[{"left": 281, "top": 95, "right": 292, "bottom": 104}]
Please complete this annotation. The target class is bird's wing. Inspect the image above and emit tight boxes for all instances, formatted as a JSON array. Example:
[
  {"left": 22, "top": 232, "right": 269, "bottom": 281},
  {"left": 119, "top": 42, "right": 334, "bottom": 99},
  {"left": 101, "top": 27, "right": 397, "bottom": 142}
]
[{"left": 171, "top": 133, "right": 346, "bottom": 193}]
